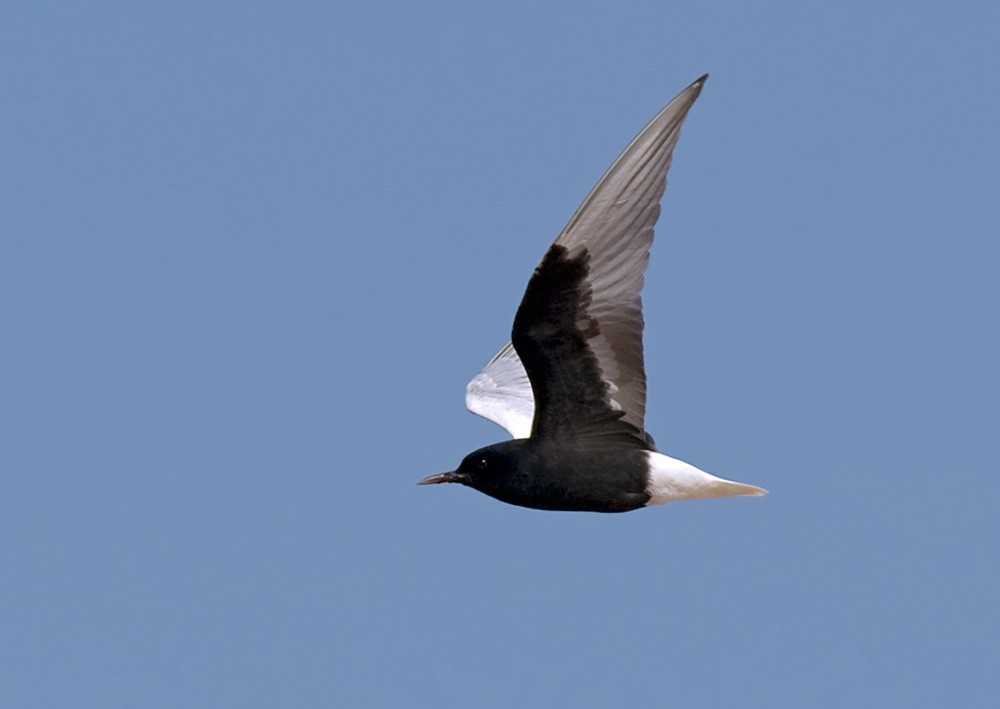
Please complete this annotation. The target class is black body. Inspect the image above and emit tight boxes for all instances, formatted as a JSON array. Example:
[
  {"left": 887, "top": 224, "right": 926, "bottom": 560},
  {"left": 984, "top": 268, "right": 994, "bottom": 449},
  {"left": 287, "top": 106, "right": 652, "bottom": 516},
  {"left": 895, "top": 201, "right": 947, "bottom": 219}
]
[{"left": 455, "top": 439, "right": 651, "bottom": 513}]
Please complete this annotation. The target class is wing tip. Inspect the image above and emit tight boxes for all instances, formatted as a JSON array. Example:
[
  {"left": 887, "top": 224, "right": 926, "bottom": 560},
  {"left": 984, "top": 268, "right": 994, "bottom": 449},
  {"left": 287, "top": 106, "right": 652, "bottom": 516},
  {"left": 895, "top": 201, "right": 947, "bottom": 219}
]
[{"left": 684, "top": 73, "right": 709, "bottom": 99}]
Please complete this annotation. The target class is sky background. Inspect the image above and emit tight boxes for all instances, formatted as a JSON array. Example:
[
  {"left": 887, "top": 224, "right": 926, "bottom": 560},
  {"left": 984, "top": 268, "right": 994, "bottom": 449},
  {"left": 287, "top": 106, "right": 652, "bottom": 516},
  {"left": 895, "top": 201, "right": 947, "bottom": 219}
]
[{"left": 2, "top": 2, "right": 998, "bottom": 707}]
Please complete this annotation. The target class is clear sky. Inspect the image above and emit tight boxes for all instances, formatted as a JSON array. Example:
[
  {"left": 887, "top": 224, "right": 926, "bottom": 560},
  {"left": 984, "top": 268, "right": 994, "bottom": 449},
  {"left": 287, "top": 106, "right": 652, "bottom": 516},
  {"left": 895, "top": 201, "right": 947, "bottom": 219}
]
[{"left": 2, "top": 2, "right": 998, "bottom": 707}]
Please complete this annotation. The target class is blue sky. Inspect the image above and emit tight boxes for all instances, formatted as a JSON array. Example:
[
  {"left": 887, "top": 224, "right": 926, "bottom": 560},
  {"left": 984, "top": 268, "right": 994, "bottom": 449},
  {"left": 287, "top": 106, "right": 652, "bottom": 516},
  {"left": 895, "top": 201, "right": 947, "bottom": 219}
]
[{"left": 2, "top": 1, "right": 998, "bottom": 707}]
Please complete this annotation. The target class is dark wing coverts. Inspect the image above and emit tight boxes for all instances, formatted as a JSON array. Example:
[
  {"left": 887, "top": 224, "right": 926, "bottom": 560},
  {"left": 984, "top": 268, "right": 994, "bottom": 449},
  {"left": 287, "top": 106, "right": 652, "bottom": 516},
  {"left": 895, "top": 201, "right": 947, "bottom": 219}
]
[
  {"left": 467, "top": 76, "right": 707, "bottom": 448},
  {"left": 517, "top": 76, "right": 706, "bottom": 447}
]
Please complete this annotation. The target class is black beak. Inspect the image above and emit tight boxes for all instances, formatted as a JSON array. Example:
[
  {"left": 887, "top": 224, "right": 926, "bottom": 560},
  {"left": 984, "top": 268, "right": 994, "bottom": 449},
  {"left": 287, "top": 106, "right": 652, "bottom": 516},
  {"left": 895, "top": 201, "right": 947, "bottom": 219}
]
[{"left": 417, "top": 471, "right": 467, "bottom": 485}]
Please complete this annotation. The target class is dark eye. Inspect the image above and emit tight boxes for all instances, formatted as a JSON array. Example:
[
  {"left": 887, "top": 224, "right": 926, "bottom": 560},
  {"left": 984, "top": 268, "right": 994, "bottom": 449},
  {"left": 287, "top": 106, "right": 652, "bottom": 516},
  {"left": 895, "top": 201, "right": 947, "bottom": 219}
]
[{"left": 476, "top": 457, "right": 488, "bottom": 469}]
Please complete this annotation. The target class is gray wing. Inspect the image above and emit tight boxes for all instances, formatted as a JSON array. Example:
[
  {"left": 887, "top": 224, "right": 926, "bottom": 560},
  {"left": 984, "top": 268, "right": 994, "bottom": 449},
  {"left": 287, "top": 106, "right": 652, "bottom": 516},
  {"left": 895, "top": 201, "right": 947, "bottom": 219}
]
[
  {"left": 465, "top": 342, "right": 534, "bottom": 438},
  {"left": 539, "top": 75, "right": 707, "bottom": 439},
  {"left": 465, "top": 76, "right": 706, "bottom": 445}
]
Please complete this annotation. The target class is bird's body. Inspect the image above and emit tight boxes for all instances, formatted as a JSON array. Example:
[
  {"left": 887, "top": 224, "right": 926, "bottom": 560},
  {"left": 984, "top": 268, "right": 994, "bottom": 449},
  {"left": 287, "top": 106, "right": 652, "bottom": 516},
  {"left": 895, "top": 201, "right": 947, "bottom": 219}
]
[
  {"left": 420, "top": 75, "right": 767, "bottom": 513},
  {"left": 452, "top": 439, "right": 651, "bottom": 513}
]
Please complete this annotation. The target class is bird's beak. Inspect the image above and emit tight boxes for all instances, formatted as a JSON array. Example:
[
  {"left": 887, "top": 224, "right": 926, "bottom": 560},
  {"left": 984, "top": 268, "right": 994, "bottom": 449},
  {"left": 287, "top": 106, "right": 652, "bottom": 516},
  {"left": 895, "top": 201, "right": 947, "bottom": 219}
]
[{"left": 417, "top": 471, "right": 467, "bottom": 485}]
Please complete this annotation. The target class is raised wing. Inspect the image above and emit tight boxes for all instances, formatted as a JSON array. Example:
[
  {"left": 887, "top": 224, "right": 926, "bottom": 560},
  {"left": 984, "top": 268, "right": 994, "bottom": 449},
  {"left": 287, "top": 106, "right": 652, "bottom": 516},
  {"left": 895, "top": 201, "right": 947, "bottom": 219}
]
[
  {"left": 512, "top": 75, "right": 707, "bottom": 446},
  {"left": 465, "top": 342, "right": 533, "bottom": 438}
]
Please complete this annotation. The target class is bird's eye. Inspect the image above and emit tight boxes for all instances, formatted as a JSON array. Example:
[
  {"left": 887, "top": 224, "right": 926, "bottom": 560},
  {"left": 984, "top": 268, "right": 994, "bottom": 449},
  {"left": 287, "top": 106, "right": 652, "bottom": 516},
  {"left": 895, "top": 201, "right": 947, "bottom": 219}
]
[{"left": 476, "top": 457, "right": 488, "bottom": 469}]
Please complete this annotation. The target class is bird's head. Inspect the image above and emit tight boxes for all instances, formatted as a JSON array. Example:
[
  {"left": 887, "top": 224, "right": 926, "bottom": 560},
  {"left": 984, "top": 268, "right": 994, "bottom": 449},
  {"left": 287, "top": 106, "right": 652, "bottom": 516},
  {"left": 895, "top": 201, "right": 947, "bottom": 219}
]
[{"left": 418, "top": 441, "right": 527, "bottom": 497}]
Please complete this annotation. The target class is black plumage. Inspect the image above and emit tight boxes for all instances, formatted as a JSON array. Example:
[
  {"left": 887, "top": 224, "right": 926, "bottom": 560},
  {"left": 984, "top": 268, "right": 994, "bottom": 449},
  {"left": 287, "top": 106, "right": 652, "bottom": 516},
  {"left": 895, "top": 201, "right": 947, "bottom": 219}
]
[{"left": 419, "top": 75, "right": 767, "bottom": 512}]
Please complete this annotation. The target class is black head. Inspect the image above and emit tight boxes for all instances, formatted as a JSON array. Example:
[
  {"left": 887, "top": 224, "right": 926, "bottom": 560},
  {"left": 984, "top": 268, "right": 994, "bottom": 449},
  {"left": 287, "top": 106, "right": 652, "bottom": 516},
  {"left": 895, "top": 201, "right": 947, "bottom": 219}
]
[{"left": 418, "top": 440, "right": 530, "bottom": 499}]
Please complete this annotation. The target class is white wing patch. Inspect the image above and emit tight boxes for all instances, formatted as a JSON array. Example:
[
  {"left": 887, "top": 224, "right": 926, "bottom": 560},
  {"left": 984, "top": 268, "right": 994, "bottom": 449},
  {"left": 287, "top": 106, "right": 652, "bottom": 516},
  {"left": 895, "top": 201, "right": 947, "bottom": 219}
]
[{"left": 465, "top": 342, "right": 534, "bottom": 439}]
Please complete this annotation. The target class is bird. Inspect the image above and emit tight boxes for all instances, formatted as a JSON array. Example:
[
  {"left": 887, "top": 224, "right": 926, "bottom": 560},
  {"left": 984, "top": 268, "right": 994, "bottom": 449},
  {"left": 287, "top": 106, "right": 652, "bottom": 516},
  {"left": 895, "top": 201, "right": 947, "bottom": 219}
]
[{"left": 419, "top": 75, "right": 767, "bottom": 512}]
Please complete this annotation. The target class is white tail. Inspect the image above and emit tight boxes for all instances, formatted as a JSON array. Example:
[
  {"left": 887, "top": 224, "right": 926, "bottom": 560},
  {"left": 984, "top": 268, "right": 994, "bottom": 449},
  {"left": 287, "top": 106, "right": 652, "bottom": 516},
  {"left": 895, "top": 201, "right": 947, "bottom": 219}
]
[{"left": 644, "top": 451, "right": 768, "bottom": 506}]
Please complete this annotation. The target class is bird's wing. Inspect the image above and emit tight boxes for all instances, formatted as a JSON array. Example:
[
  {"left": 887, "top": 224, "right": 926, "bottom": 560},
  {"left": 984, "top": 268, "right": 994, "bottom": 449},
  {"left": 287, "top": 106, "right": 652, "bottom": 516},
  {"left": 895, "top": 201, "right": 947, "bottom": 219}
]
[
  {"left": 465, "top": 342, "right": 534, "bottom": 439},
  {"left": 512, "top": 75, "right": 706, "bottom": 447}
]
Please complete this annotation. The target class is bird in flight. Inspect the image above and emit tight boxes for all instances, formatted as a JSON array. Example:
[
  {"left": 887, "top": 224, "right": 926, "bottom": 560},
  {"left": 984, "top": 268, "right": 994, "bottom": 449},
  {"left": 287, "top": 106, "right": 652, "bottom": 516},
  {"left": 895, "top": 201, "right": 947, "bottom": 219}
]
[{"left": 419, "top": 75, "right": 767, "bottom": 512}]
